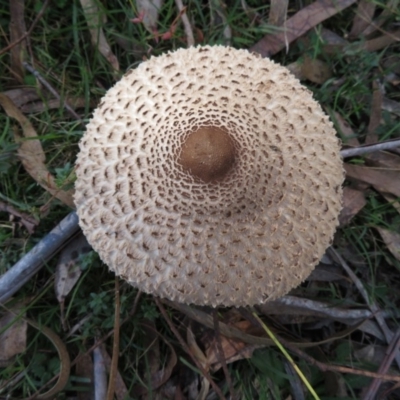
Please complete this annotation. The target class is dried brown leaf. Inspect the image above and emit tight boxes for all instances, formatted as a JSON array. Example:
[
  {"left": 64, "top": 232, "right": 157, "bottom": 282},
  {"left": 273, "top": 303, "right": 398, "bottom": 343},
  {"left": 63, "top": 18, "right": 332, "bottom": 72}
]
[
  {"left": 21, "top": 97, "right": 92, "bottom": 114},
  {"left": 0, "top": 200, "right": 38, "bottom": 234},
  {"left": 377, "top": 228, "right": 400, "bottom": 262},
  {"left": 308, "top": 263, "right": 349, "bottom": 282},
  {"left": 268, "top": 0, "right": 288, "bottom": 27},
  {"left": 0, "top": 305, "right": 27, "bottom": 366},
  {"left": 0, "top": 94, "right": 75, "bottom": 208},
  {"left": 286, "top": 55, "right": 332, "bottom": 84},
  {"left": 301, "top": 55, "right": 332, "bottom": 84},
  {"left": 366, "top": 150, "right": 400, "bottom": 170},
  {"left": 136, "top": 0, "right": 163, "bottom": 34},
  {"left": 250, "top": 0, "right": 357, "bottom": 57},
  {"left": 80, "top": 0, "right": 119, "bottom": 71},
  {"left": 345, "top": 163, "right": 400, "bottom": 198},
  {"left": 9, "top": 0, "right": 27, "bottom": 83},
  {"left": 362, "top": 0, "right": 400, "bottom": 37},
  {"left": 3, "top": 88, "right": 39, "bottom": 107},
  {"left": 349, "top": 0, "right": 376, "bottom": 39},
  {"left": 339, "top": 186, "right": 367, "bottom": 226},
  {"left": 205, "top": 320, "right": 263, "bottom": 371},
  {"left": 364, "top": 29, "right": 400, "bottom": 52},
  {"left": 55, "top": 233, "right": 91, "bottom": 303}
]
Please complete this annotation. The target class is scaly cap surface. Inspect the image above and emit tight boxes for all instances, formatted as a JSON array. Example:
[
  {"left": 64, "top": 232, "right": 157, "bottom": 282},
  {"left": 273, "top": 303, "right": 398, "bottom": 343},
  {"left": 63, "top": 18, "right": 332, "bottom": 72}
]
[{"left": 75, "top": 46, "right": 343, "bottom": 307}]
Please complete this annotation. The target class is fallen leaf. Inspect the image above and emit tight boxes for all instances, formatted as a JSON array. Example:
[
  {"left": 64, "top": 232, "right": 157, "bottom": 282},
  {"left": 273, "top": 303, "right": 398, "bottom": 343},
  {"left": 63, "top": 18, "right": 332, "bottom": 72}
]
[
  {"left": 349, "top": 0, "right": 375, "bottom": 39},
  {"left": 301, "top": 55, "right": 332, "bottom": 84},
  {"left": 55, "top": 233, "right": 91, "bottom": 304},
  {"left": 366, "top": 150, "right": 400, "bottom": 170},
  {"left": 268, "top": 0, "right": 288, "bottom": 27},
  {"left": 377, "top": 227, "right": 400, "bottom": 262},
  {"left": 0, "top": 305, "right": 27, "bottom": 367},
  {"left": 79, "top": 0, "right": 119, "bottom": 71},
  {"left": 0, "top": 94, "right": 75, "bottom": 208},
  {"left": 204, "top": 320, "right": 264, "bottom": 371},
  {"left": 364, "top": 29, "right": 400, "bottom": 52},
  {"left": 309, "top": 263, "right": 350, "bottom": 282},
  {"left": 3, "top": 88, "right": 40, "bottom": 107},
  {"left": 136, "top": 0, "right": 163, "bottom": 34},
  {"left": 339, "top": 186, "right": 367, "bottom": 226},
  {"left": 286, "top": 55, "right": 332, "bottom": 84},
  {"left": 0, "top": 200, "right": 39, "bottom": 234},
  {"left": 21, "top": 97, "right": 93, "bottom": 113},
  {"left": 362, "top": 0, "right": 400, "bottom": 37},
  {"left": 10, "top": 0, "right": 27, "bottom": 83},
  {"left": 250, "top": 0, "right": 357, "bottom": 57},
  {"left": 345, "top": 163, "right": 400, "bottom": 198}
]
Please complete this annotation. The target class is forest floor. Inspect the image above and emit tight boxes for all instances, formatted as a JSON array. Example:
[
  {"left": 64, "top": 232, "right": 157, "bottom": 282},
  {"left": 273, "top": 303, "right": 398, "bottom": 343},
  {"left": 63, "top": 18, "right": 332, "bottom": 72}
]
[{"left": 1, "top": 0, "right": 400, "bottom": 399}]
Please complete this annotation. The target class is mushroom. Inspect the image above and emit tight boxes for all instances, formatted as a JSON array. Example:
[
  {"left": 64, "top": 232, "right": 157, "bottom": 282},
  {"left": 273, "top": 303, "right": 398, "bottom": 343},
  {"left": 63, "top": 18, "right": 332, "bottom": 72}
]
[{"left": 74, "top": 46, "right": 343, "bottom": 307}]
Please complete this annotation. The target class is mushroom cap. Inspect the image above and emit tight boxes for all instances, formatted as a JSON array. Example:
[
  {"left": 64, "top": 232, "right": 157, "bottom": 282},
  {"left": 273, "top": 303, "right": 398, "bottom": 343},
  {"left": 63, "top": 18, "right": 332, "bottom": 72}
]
[{"left": 75, "top": 46, "right": 343, "bottom": 307}]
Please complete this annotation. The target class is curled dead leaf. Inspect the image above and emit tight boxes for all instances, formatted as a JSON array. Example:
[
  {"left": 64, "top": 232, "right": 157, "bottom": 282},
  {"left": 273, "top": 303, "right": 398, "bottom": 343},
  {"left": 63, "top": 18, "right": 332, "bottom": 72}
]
[{"left": 0, "top": 94, "right": 75, "bottom": 208}]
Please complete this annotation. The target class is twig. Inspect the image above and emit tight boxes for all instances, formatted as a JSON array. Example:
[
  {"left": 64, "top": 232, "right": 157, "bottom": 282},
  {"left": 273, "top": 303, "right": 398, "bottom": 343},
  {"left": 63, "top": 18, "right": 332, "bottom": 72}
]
[
  {"left": 174, "top": 0, "right": 195, "bottom": 46},
  {"left": 262, "top": 295, "right": 390, "bottom": 320},
  {"left": 328, "top": 247, "right": 400, "bottom": 370},
  {"left": 340, "top": 138, "right": 400, "bottom": 158},
  {"left": 213, "top": 310, "right": 236, "bottom": 399},
  {"left": 275, "top": 331, "right": 400, "bottom": 383},
  {"left": 0, "top": 211, "right": 80, "bottom": 304},
  {"left": 22, "top": 62, "right": 85, "bottom": 125},
  {"left": 363, "top": 329, "right": 400, "bottom": 400},
  {"left": 0, "top": 0, "right": 50, "bottom": 56},
  {"left": 106, "top": 278, "right": 120, "bottom": 400},
  {"left": 154, "top": 298, "right": 227, "bottom": 400}
]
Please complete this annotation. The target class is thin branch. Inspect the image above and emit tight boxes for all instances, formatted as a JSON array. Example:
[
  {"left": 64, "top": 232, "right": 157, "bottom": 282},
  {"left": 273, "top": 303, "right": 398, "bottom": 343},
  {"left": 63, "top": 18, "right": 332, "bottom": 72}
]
[
  {"left": 0, "top": 212, "right": 80, "bottom": 305},
  {"left": 0, "top": 0, "right": 50, "bottom": 56},
  {"left": 276, "top": 331, "right": 400, "bottom": 383},
  {"left": 22, "top": 62, "right": 85, "bottom": 125},
  {"left": 340, "top": 139, "right": 400, "bottom": 158}
]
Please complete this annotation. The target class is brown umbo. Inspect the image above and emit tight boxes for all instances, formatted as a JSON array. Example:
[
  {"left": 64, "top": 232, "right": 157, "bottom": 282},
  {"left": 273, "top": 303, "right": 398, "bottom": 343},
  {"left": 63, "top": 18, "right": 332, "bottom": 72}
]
[{"left": 74, "top": 46, "right": 344, "bottom": 307}]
